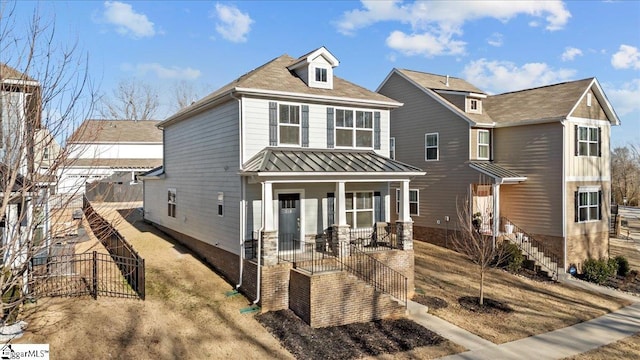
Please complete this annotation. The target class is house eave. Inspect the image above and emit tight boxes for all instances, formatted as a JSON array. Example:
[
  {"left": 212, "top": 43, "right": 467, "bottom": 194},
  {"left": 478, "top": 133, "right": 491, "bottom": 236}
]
[{"left": 234, "top": 87, "right": 403, "bottom": 108}]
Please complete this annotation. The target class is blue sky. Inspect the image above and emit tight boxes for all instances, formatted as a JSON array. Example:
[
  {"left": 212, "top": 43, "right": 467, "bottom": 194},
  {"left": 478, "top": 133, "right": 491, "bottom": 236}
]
[{"left": 9, "top": 1, "right": 640, "bottom": 147}]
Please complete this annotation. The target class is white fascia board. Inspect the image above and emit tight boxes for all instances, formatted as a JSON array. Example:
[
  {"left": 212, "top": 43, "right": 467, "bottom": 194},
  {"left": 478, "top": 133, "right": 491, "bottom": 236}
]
[
  {"left": 468, "top": 163, "right": 526, "bottom": 184},
  {"left": 567, "top": 78, "right": 620, "bottom": 126},
  {"left": 1, "top": 78, "right": 40, "bottom": 87},
  {"left": 565, "top": 117, "right": 612, "bottom": 126},
  {"left": 234, "top": 87, "right": 402, "bottom": 108},
  {"left": 434, "top": 89, "right": 487, "bottom": 98},
  {"left": 139, "top": 174, "right": 165, "bottom": 180},
  {"left": 493, "top": 116, "right": 564, "bottom": 128},
  {"left": 242, "top": 171, "right": 425, "bottom": 178},
  {"left": 288, "top": 47, "right": 340, "bottom": 70}
]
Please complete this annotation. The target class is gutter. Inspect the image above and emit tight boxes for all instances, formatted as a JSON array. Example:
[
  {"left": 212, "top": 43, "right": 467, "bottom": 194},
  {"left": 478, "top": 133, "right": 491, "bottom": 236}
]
[{"left": 231, "top": 92, "right": 245, "bottom": 291}]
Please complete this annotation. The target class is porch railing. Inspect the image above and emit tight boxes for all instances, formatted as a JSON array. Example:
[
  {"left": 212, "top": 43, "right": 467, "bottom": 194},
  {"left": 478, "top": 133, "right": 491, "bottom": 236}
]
[
  {"left": 501, "top": 216, "right": 559, "bottom": 280},
  {"left": 277, "top": 233, "right": 341, "bottom": 273},
  {"left": 349, "top": 222, "right": 400, "bottom": 251}
]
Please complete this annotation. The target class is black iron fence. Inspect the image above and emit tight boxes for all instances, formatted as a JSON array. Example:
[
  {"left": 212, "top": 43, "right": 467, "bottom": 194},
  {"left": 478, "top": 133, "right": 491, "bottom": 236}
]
[
  {"left": 501, "top": 216, "right": 559, "bottom": 279},
  {"left": 83, "top": 197, "right": 145, "bottom": 299},
  {"left": 349, "top": 223, "right": 399, "bottom": 251},
  {"left": 277, "top": 234, "right": 341, "bottom": 273},
  {"left": 30, "top": 251, "right": 141, "bottom": 299}
]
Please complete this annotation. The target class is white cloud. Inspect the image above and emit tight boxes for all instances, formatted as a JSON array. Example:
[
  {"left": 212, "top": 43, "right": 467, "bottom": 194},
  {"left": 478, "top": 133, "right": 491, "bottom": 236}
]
[
  {"left": 611, "top": 45, "right": 640, "bottom": 70},
  {"left": 102, "top": 1, "right": 156, "bottom": 38},
  {"left": 462, "top": 59, "right": 576, "bottom": 93},
  {"left": 561, "top": 47, "right": 583, "bottom": 62},
  {"left": 122, "top": 63, "right": 202, "bottom": 80},
  {"left": 487, "top": 33, "right": 503, "bottom": 47},
  {"left": 213, "top": 3, "right": 253, "bottom": 43},
  {"left": 605, "top": 79, "right": 640, "bottom": 116},
  {"left": 336, "top": 0, "right": 570, "bottom": 57}
]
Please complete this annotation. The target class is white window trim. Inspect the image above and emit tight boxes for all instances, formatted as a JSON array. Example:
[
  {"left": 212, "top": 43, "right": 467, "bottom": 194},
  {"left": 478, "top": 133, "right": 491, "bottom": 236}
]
[
  {"left": 577, "top": 187, "right": 600, "bottom": 223},
  {"left": 395, "top": 189, "right": 419, "bottom": 216},
  {"left": 278, "top": 103, "right": 301, "bottom": 147},
  {"left": 425, "top": 133, "right": 439, "bottom": 161},
  {"left": 168, "top": 188, "right": 177, "bottom": 218},
  {"left": 217, "top": 192, "right": 224, "bottom": 217},
  {"left": 309, "top": 65, "right": 332, "bottom": 89},
  {"left": 477, "top": 129, "right": 490, "bottom": 160},
  {"left": 389, "top": 137, "right": 396, "bottom": 160},
  {"left": 346, "top": 191, "right": 375, "bottom": 229},
  {"left": 577, "top": 125, "right": 599, "bottom": 157},
  {"left": 466, "top": 98, "right": 482, "bottom": 114},
  {"left": 334, "top": 108, "right": 374, "bottom": 149}
]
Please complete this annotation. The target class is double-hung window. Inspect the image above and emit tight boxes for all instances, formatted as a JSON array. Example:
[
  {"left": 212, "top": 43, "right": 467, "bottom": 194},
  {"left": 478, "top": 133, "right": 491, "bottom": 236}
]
[
  {"left": 478, "top": 130, "right": 490, "bottom": 160},
  {"left": 168, "top": 188, "right": 177, "bottom": 218},
  {"left": 279, "top": 104, "right": 300, "bottom": 145},
  {"left": 346, "top": 192, "right": 373, "bottom": 228},
  {"left": 576, "top": 188, "right": 601, "bottom": 222},
  {"left": 425, "top": 133, "right": 438, "bottom": 161},
  {"left": 577, "top": 126, "right": 599, "bottom": 157},
  {"left": 389, "top": 137, "right": 396, "bottom": 160},
  {"left": 315, "top": 67, "right": 327, "bottom": 82},
  {"left": 335, "top": 109, "right": 373, "bottom": 148},
  {"left": 396, "top": 189, "right": 419, "bottom": 216}
]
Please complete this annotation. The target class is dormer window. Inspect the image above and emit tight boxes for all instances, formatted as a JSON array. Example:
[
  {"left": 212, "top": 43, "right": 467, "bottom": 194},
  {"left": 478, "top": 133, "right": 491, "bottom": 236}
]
[
  {"left": 467, "top": 97, "right": 482, "bottom": 114},
  {"left": 315, "top": 67, "right": 327, "bottom": 83}
]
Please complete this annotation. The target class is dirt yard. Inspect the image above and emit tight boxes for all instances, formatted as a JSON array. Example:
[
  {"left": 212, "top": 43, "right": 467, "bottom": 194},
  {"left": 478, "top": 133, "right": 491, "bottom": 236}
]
[
  {"left": 15, "top": 203, "right": 462, "bottom": 359},
  {"left": 413, "top": 241, "right": 632, "bottom": 344}
]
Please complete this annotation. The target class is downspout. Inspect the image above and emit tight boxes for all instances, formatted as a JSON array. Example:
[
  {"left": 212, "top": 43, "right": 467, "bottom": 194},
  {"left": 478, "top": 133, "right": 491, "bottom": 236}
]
[
  {"left": 232, "top": 92, "right": 245, "bottom": 290},
  {"left": 561, "top": 120, "right": 567, "bottom": 272}
]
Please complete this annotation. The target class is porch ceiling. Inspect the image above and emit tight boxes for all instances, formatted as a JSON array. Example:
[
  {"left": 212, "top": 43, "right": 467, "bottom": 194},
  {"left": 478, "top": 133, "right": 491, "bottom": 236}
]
[
  {"left": 469, "top": 161, "right": 526, "bottom": 184},
  {"left": 242, "top": 148, "right": 425, "bottom": 177}
]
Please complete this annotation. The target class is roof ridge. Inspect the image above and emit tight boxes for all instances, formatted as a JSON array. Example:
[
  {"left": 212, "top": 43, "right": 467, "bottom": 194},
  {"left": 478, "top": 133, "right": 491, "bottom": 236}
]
[
  {"left": 399, "top": 68, "right": 464, "bottom": 80},
  {"left": 491, "top": 77, "right": 595, "bottom": 97}
]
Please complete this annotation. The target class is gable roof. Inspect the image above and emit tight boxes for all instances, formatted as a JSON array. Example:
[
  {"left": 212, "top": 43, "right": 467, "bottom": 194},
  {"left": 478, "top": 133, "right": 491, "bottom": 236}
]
[
  {"left": 68, "top": 119, "right": 163, "bottom": 143},
  {"left": 161, "top": 52, "right": 401, "bottom": 127},
  {"left": 287, "top": 46, "right": 340, "bottom": 70},
  {"left": 242, "top": 147, "right": 424, "bottom": 176},
  {"left": 0, "top": 63, "right": 37, "bottom": 82},
  {"left": 484, "top": 78, "right": 598, "bottom": 125},
  {"left": 394, "top": 69, "right": 486, "bottom": 94}
]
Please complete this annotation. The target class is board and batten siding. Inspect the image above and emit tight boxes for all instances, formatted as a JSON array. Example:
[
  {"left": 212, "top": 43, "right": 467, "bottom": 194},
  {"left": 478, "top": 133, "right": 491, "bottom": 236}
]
[
  {"left": 494, "top": 122, "right": 564, "bottom": 237},
  {"left": 565, "top": 119, "right": 611, "bottom": 179},
  {"left": 145, "top": 99, "right": 241, "bottom": 254},
  {"left": 379, "top": 72, "right": 478, "bottom": 230},
  {"left": 241, "top": 96, "right": 390, "bottom": 164}
]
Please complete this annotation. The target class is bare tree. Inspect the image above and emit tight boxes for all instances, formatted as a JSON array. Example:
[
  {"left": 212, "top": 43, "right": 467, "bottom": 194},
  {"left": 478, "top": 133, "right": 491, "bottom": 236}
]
[
  {"left": 99, "top": 78, "right": 159, "bottom": 121},
  {"left": 451, "top": 193, "right": 508, "bottom": 306},
  {"left": 612, "top": 145, "right": 640, "bottom": 206},
  {"left": 1, "top": 2, "right": 95, "bottom": 326},
  {"left": 173, "top": 80, "right": 206, "bottom": 112}
]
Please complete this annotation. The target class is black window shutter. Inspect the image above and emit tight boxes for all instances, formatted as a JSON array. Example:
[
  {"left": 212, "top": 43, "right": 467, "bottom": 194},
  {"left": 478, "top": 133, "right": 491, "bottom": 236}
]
[
  {"left": 327, "top": 107, "right": 334, "bottom": 148},
  {"left": 575, "top": 191, "right": 579, "bottom": 222},
  {"left": 269, "top": 102, "right": 278, "bottom": 146},
  {"left": 598, "top": 190, "right": 603, "bottom": 220},
  {"left": 327, "top": 193, "right": 335, "bottom": 226},
  {"left": 374, "top": 112, "right": 381, "bottom": 150},
  {"left": 598, "top": 127, "right": 602, "bottom": 157},
  {"left": 574, "top": 125, "right": 578, "bottom": 156},
  {"left": 301, "top": 105, "right": 309, "bottom": 147},
  {"left": 374, "top": 191, "right": 383, "bottom": 223}
]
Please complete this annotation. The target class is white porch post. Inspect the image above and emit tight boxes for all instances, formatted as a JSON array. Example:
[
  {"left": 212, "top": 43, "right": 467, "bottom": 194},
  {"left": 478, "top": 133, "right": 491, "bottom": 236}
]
[
  {"left": 399, "top": 180, "right": 410, "bottom": 222},
  {"left": 336, "top": 181, "right": 347, "bottom": 226},
  {"left": 493, "top": 183, "right": 500, "bottom": 248},
  {"left": 262, "top": 181, "right": 274, "bottom": 231}
]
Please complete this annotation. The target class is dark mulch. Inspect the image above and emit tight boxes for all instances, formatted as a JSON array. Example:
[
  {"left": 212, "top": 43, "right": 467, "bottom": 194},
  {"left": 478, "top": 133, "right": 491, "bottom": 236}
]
[
  {"left": 412, "top": 294, "right": 448, "bottom": 310},
  {"left": 256, "top": 310, "right": 446, "bottom": 360},
  {"left": 458, "top": 296, "right": 513, "bottom": 314},
  {"left": 602, "top": 271, "right": 640, "bottom": 294}
]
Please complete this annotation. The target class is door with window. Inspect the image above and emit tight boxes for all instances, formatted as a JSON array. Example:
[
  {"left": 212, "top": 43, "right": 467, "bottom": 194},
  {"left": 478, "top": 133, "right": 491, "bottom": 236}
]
[{"left": 278, "top": 193, "right": 300, "bottom": 251}]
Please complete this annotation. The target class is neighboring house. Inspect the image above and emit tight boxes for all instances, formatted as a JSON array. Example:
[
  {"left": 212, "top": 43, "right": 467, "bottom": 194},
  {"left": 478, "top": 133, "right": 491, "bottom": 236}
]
[
  {"left": 58, "top": 119, "right": 163, "bottom": 195},
  {"left": 142, "top": 47, "right": 424, "bottom": 327},
  {"left": 378, "top": 69, "right": 620, "bottom": 278},
  {"left": 0, "top": 63, "right": 43, "bottom": 265}
]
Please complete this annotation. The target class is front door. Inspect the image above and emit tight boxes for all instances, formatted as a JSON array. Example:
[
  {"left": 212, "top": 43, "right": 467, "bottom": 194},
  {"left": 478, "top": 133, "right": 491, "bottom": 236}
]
[{"left": 278, "top": 193, "right": 300, "bottom": 251}]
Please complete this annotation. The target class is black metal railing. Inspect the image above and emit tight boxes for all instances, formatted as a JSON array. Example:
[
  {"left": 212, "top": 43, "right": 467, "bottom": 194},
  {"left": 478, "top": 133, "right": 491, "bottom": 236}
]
[
  {"left": 277, "top": 234, "right": 341, "bottom": 273},
  {"left": 83, "top": 197, "right": 145, "bottom": 299},
  {"left": 30, "top": 251, "right": 141, "bottom": 299},
  {"left": 501, "top": 216, "right": 559, "bottom": 280},
  {"left": 349, "top": 223, "right": 399, "bottom": 251}
]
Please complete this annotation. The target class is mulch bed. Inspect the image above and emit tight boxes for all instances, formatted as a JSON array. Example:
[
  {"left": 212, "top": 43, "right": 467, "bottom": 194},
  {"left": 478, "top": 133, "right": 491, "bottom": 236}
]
[
  {"left": 256, "top": 310, "right": 446, "bottom": 360},
  {"left": 458, "top": 296, "right": 513, "bottom": 314},
  {"left": 412, "top": 294, "right": 448, "bottom": 310},
  {"left": 602, "top": 271, "right": 640, "bottom": 294}
]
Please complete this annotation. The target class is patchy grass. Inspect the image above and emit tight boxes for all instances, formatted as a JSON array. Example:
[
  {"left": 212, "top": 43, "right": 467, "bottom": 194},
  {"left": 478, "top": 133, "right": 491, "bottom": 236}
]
[
  {"left": 413, "top": 241, "right": 631, "bottom": 344},
  {"left": 563, "top": 333, "right": 640, "bottom": 360}
]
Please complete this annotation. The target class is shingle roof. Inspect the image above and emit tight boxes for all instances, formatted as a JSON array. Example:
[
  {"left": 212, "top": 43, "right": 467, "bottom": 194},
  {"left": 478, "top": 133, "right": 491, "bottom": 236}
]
[
  {"left": 68, "top": 120, "right": 162, "bottom": 143},
  {"left": 397, "top": 69, "right": 486, "bottom": 94},
  {"left": 69, "top": 158, "right": 162, "bottom": 169},
  {"left": 166, "top": 53, "right": 399, "bottom": 125},
  {"left": 243, "top": 148, "right": 424, "bottom": 175},
  {"left": 469, "top": 161, "right": 526, "bottom": 182},
  {"left": 0, "top": 63, "right": 36, "bottom": 82},
  {"left": 484, "top": 78, "right": 594, "bottom": 124}
]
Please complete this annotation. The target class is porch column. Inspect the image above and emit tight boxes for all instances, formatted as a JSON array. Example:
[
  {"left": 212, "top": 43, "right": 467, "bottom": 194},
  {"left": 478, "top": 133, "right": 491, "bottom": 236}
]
[
  {"left": 396, "top": 180, "right": 414, "bottom": 250},
  {"left": 493, "top": 183, "right": 500, "bottom": 248},
  {"left": 261, "top": 181, "right": 277, "bottom": 266},
  {"left": 332, "top": 181, "right": 350, "bottom": 258}
]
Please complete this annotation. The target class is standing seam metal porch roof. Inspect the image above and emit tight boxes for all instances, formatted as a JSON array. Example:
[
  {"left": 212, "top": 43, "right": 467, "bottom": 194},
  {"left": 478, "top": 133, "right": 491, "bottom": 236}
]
[
  {"left": 242, "top": 148, "right": 424, "bottom": 174},
  {"left": 469, "top": 161, "right": 527, "bottom": 182}
]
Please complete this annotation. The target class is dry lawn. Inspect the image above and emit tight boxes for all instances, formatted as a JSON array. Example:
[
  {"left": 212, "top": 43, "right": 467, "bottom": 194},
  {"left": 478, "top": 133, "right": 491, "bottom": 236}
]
[
  {"left": 610, "top": 237, "right": 640, "bottom": 271},
  {"left": 413, "top": 241, "right": 631, "bottom": 344},
  {"left": 563, "top": 333, "right": 640, "bottom": 359}
]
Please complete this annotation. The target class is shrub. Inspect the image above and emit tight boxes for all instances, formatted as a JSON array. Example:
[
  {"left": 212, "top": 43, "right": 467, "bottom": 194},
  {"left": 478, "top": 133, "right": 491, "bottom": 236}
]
[
  {"left": 582, "top": 258, "right": 617, "bottom": 285},
  {"left": 614, "top": 256, "right": 630, "bottom": 277},
  {"left": 498, "top": 242, "right": 524, "bottom": 272}
]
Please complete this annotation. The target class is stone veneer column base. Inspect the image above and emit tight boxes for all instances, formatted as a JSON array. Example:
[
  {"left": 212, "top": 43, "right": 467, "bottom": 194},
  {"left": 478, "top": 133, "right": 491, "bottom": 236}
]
[
  {"left": 396, "top": 221, "right": 413, "bottom": 250},
  {"left": 331, "top": 224, "right": 351, "bottom": 258},
  {"left": 261, "top": 230, "right": 278, "bottom": 266}
]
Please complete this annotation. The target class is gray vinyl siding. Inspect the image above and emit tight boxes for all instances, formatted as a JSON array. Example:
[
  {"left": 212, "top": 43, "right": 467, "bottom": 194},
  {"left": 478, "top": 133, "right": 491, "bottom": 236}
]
[
  {"left": 494, "top": 122, "right": 564, "bottom": 237},
  {"left": 242, "top": 97, "right": 389, "bottom": 163},
  {"left": 379, "top": 72, "right": 477, "bottom": 230},
  {"left": 440, "top": 93, "right": 465, "bottom": 111},
  {"left": 145, "top": 100, "right": 241, "bottom": 254}
]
